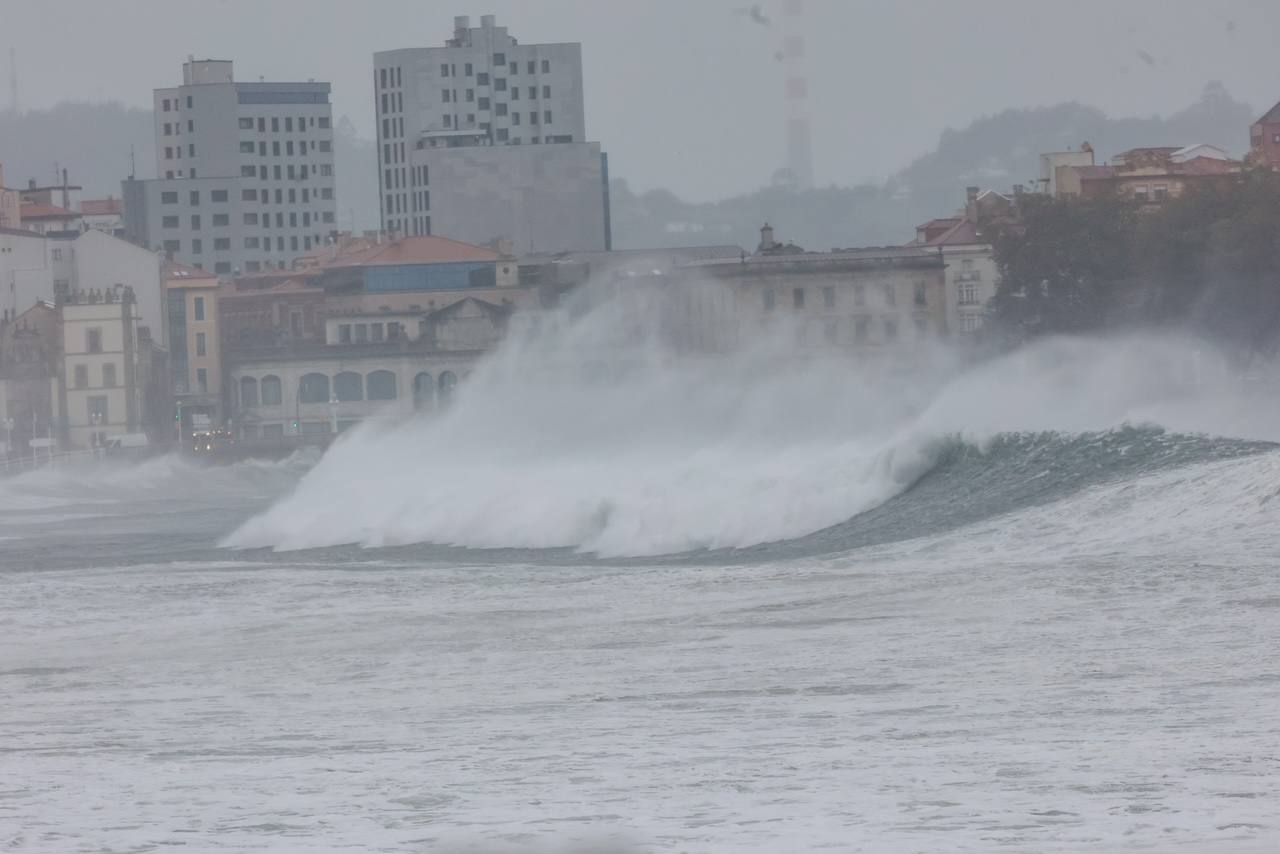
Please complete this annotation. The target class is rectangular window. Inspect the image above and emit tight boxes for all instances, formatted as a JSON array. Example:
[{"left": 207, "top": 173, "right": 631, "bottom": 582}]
[
  {"left": 542, "top": 85, "right": 551, "bottom": 98},
  {"left": 213, "top": 214, "right": 229, "bottom": 227},
  {"left": 239, "top": 117, "right": 254, "bottom": 129},
  {"left": 163, "top": 239, "right": 180, "bottom": 253},
  {"left": 493, "top": 53, "right": 505, "bottom": 66},
  {"left": 188, "top": 143, "right": 195, "bottom": 157},
  {"left": 371, "top": 323, "right": 384, "bottom": 343},
  {"left": 87, "top": 328, "right": 102, "bottom": 353},
  {"left": 763, "top": 289, "right": 776, "bottom": 311},
  {"left": 162, "top": 215, "right": 179, "bottom": 228},
  {"left": 214, "top": 237, "right": 231, "bottom": 250},
  {"left": 510, "top": 62, "right": 517, "bottom": 75},
  {"left": 338, "top": 324, "right": 351, "bottom": 344},
  {"left": 102, "top": 363, "right": 117, "bottom": 388},
  {"left": 530, "top": 111, "right": 539, "bottom": 125},
  {"left": 240, "top": 140, "right": 255, "bottom": 153},
  {"left": 318, "top": 141, "right": 331, "bottom": 152},
  {"left": 163, "top": 98, "right": 171, "bottom": 112},
  {"left": 186, "top": 95, "right": 192, "bottom": 108},
  {"left": 354, "top": 324, "right": 368, "bottom": 344},
  {"left": 88, "top": 395, "right": 108, "bottom": 423},
  {"left": 285, "top": 117, "right": 293, "bottom": 132},
  {"left": 541, "top": 59, "right": 550, "bottom": 73},
  {"left": 441, "top": 63, "right": 449, "bottom": 77},
  {"left": 495, "top": 78, "right": 507, "bottom": 92},
  {"left": 528, "top": 86, "right": 536, "bottom": 98},
  {"left": 321, "top": 188, "right": 334, "bottom": 200},
  {"left": 241, "top": 164, "right": 256, "bottom": 177},
  {"left": 544, "top": 110, "right": 552, "bottom": 124},
  {"left": 496, "top": 128, "right": 509, "bottom": 142},
  {"left": 193, "top": 296, "right": 205, "bottom": 321},
  {"left": 478, "top": 72, "right": 490, "bottom": 86},
  {"left": 192, "top": 238, "right": 202, "bottom": 254},
  {"left": 74, "top": 364, "right": 88, "bottom": 388},
  {"left": 197, "top": 368, "right": 208, "bottom": 392},
  {"left": 244, "top": 212, "right": 259, "bottom": 225},
  {"left": 161, "top": 191, "right": 178, "bottom": 204},
  {"left": 512, "top": 86, "right": 520, "bottom": 100},
  {"left": 189, "top": 190, "right": 200, "bottom": 206},
  {"left": 190, "top": 214, "right": 201, "bottom": 230},
  {"left": 882, "top": 283, "right": 896, "bottom": 307},
  {"left": 914, "top": 282, "right": 928, "bottom": 307},
  {"left": 320, "top": 164, "right": 333, "bottom": 177},
  {"left": 318, "top": 116, "right": 330, "bottom": 129},
  {"left": 823, "top": 286, "right": 835, "bottom": 309},
  {"left": 793, "top": 288, "right": 805, "bottom": 309},
  {"left": 527, "top": 60, "right": 535, "bottom": 74},
  {"left": 242, "top": 189, "right": 257, "bottom": 201},
  {"left": 244, "top": 236, "right": 260, "bottom": 248},
  {"left": 512, "top": 112, "right": 521, "bottom": 125},
  {"left": 196, "top": 332, "right": 207, "bottom": 356}
]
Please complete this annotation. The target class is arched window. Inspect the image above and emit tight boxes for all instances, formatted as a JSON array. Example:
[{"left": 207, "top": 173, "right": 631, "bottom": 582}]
[
  {"left": 260, "top": 375, "right": 283, "bottom": 406},
  {"left": 367, "top": 369, "right": 397, "bottom": 401},
  {"left": 438, "top": 371, "right": 458, "bottom": 406},
  {"left": 298, "top": 372, "right": 330, "bottom": 404},
  {"left": 239, "top": 376, "right": 259, "bottom": 407},
  {"left": 413, "top": 372, "right": 434, "bottom": 411},
  {"left": 333, "top": 371, "right": 363, "bottom": 401}
]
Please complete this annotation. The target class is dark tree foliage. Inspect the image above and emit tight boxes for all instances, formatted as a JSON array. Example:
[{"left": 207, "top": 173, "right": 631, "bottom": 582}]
[{"left": 992, "top": 169, "right": 1280, "bottom": 361}]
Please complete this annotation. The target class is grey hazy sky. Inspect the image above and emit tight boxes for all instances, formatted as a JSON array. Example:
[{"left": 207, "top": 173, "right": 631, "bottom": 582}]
[{"left": 6, "top": 0, "right": 1280, "bottom": 200}]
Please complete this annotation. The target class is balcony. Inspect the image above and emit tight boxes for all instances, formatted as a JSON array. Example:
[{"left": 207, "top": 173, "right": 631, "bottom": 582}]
[{"left": 952, "top": 271, "right": 983, "bottom": 283}]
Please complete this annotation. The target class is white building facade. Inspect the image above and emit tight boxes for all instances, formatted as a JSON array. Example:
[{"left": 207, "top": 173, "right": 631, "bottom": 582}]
[
  {"left": 374, "top": 15, "right": 609, "bottom": 252},
  {"left": 123, "top": 59, "right": 337, "bottom": 274}
]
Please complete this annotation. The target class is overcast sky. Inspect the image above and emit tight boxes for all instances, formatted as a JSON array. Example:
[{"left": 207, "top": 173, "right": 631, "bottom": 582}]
[{"left": 6, "top": 0, "right": 1280, "bottom": 200}]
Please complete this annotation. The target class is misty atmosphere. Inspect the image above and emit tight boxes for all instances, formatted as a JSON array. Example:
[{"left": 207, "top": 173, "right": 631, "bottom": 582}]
[{"left": 2, "top": 1, "right": 1280, "bottom": 852}]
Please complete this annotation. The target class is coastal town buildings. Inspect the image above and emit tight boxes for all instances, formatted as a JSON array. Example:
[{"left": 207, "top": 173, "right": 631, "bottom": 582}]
[
  {"left": 669, "top": 225, "right": 949, "bottom": 354},
  {"left": 374, "top": 15, "right": 610, "bottom": 252},
  {"left": 909, "top": 187, "right": 1010, "bottom": 334},
  {"left": 1052, "top": 144, "right": 1241, "bottom": 203},
  {"left": 221, "top": 233, "right": 532, "bottom": 439},
  {"left": 122, "top": 59, "right": 337, "bottom": 274}
]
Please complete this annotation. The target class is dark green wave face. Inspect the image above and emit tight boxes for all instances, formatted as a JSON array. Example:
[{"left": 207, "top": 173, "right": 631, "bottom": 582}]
[{"left": 726, "top": 427, "right": 1276, "bottom": 563}]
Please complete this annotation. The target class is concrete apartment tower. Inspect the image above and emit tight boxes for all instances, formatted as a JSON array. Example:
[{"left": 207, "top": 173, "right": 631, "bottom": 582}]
[
  {"left": 374, "top": 15, "right": 611, "bottom": 253},
  {"left": 123, "top": 59, "right": 337, "bottom": 274}
]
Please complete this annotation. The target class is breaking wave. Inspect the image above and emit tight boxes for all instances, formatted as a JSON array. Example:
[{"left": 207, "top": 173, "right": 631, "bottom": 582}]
[{"left": 224, "top": 279, "right": 1280, "bottom": 557}]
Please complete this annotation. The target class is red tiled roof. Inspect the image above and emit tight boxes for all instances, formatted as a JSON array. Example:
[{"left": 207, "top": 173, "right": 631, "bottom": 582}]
[
  {"left": 915, "top": 217, "right": 961, "bottom": 232},
  {"left": 19, "top": 203, "right": 79, "bottom": 220},
  {"left": 320, "top": 234, "right": 500, "bottom": 269},
  {"left": 80, "top": 198, "right": 123, "bottom": 215},
  {"left": 927, "top": 218, "right": 984, "bottom": 246}
]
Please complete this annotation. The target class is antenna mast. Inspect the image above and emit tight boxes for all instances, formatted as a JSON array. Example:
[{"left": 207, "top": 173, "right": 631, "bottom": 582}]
[{"left": 782, "top": 0, "right": 813, "bottom": 189}]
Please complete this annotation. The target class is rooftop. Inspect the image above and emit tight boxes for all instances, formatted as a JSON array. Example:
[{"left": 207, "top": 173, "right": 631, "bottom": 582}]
[
  {"left": 19, "top": 203, "right": 79, "bottom": 220},
  {"left": 80, "top": 198, "right": 123, "bottom": 216},
  {"left": 317, "top": 234, "right": 501, "bottom": 269}
]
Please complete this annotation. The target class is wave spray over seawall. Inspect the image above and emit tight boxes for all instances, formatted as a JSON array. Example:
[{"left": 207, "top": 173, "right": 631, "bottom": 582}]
[{"left": 226, "top": 282, "right": 1280, "bottom": 556}]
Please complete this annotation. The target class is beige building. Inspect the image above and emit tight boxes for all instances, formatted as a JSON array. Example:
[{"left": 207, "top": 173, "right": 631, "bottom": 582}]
[
  {"left": 910, "top": 188, "right": 1010, "bottom": 334},
  {"left": 61, "top": 288, "right": 147, "bottom": 449},
  {"left": 674, "top": 225, "right": 948, "bottom": 355},
  {"left": 227, "top": 297, "right": 509, "bottom": 439},
  {"left": 163, "top": 262, "right": 223, "bottom": 432}
]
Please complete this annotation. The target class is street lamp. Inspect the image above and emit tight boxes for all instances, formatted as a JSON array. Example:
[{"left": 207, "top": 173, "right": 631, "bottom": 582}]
[
  {"left": 329, "top": 395, "right": 338, "bottom": 436},
  {"left": 2, "top": 417, "right": 12, "bottom": 461}
]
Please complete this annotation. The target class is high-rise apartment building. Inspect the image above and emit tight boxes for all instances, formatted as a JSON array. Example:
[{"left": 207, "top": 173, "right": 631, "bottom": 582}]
[
  {"left": 374, "top": 15, "right": 610, "bottom": 252},
  {"left": 123, "top": 59, "right": 338, "bottom": 274}
]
